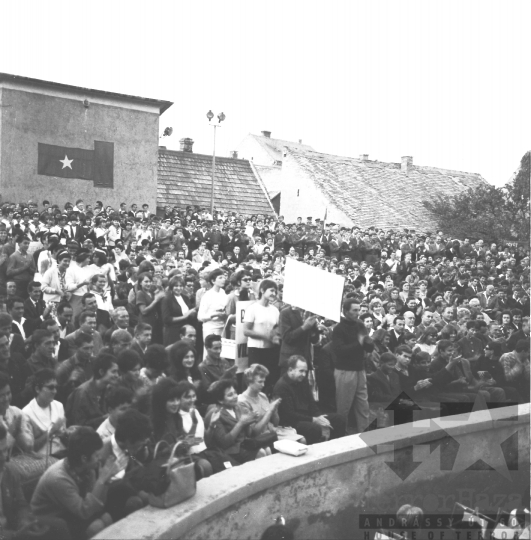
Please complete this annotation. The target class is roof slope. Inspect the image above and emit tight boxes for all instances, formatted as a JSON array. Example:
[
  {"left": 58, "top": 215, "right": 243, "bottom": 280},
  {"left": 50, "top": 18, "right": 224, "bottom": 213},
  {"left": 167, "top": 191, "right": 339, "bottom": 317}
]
[
  {"left": 247, "top": 134, "right": 313, "bottom": 163},
  {"left": 157, "top": 149, "right": 274, "bottom": 215},
  {"left": 286, "top": 148, "right": 487, "bottom": 231},
  {"left": 0, "top": 72, "right": 172, "bottom": 114}
]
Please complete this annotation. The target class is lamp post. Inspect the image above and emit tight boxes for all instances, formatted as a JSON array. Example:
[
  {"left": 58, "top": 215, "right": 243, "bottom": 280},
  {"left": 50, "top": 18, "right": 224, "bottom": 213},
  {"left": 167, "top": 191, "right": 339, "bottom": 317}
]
[{"left": 206, "top": 110, "right": 226, "bottom": 218}]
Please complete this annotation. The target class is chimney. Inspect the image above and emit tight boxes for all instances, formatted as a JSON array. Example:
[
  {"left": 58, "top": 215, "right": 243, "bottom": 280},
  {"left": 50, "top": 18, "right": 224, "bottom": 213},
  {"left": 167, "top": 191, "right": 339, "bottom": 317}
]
[
  {"left": 230, "top": 151, "right": 238, "bottom": 159},
  {"left": 401, "top": 156, "right": 413, "bottom": 174},
  {"left": 261, "top": 130, "right": 271, "bottom": 138},
  {"left": 359, "top": 154, "right": 369, "bottom": 161},
  {"left": 179, "top": 138, "right": 194, "bottom": 152}
]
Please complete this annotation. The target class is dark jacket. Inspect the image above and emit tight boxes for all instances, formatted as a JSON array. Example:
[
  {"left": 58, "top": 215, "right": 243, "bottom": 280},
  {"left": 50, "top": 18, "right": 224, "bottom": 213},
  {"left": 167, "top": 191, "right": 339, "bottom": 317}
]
[
  {"left": 273, "top": 373, "right": 320, "bottom": 427},
  {"left": 2, "top": 463, "right": 32, "bottom": 532},
  {"left": 331, "top": 317, "right": 372, "bottom": 371},
  {"left": 209, "top": 405, "right": 249, "bottom": 455},
  {"left": 388, "top": 329, "right": 403, "bottom": 352},
  {"left": 23, "top": 297, "right": 48, "bottom": 337},
  {"left": 161, "top": 293, "right": 193, "bottom": 347},
  {"left": 65, "top": 379, "right": 107, "bottom": 428},
  {"left": 278, "top": 307, "right": 319, "bottom": 369},
  {"left": 367, "top": 369, "right": 401, "bottom": 404}
]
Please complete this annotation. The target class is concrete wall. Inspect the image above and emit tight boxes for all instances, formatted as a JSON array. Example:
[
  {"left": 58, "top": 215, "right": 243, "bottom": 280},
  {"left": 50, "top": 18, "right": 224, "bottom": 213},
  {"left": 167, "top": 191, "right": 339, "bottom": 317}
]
[
  {"left": 0, "top": 84, "right": 160, "bottom": 209},
  {"left": 236, "top": 136, "right": 275, "bottom": 166},
  {"left": 279, "top": 154, "right": 352, "bottom": 225},
  {"left": 97, "top": 404, "right": 529, "bottom": 540}
]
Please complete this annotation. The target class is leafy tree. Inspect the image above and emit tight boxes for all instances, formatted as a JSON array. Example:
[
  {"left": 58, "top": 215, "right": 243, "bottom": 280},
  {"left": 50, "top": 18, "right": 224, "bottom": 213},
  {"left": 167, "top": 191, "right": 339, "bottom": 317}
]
[{"left": 424, "top": 151, "right": 530, "bottom": 245}]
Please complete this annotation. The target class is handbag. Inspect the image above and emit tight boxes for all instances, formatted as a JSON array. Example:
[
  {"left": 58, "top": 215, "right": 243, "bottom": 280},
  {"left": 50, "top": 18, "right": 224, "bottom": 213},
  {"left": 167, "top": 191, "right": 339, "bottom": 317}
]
[
  {"left": 148, "top": 441, "right": 196, "bottom": 509},
  {"left": 241, "top": 431, "right": 278, "bottom": 451}
]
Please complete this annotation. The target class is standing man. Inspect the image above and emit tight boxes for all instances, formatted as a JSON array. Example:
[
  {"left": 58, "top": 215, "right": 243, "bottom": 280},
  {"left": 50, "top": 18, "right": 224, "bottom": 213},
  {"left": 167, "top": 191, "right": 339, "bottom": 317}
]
[
  {"left": 6, "top": 235, "right": 36, "bottom": 299},
  {"left": 331, "top": 298, "right": 374, "bottom": 434},
  {"left": 278, "top": 306, "right": 320, "bottom": 374}
]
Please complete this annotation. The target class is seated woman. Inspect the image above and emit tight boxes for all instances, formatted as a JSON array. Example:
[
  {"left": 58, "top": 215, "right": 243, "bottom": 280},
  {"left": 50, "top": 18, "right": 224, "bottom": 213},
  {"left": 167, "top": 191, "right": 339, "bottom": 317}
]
[
  {"left": 161, "top": 276, "right": 197, "bottom": 347},
  {"left": 415, "top": 327, "right": 438, "bottom": 357},
  {"left": 370, "top": 329, "right": 391, "bottom": 371},
  {"left": 0, "top": 371, "right": 45, "bottom": 489},
  {"left": 150, "top": 379, "right": 214, "bottom": 478},
  {"left": 116, "top": 349, "right": 147, "bottom": 393},
  {"left": 139, "top": 344, "right": 168, "bottom": 387},
  {"left": 175, "top": 380, "right": 239, "bottom": 474},
  {"left": 238, "top": 363, "right": 304, "bottom": 444},
  {"left": 168, "top": 341, "right": 207, "bottom": 404},
  {"left": 22, "top": 368, "right": 66, "bottom": 459},
  {"left": 31, "top": 426, "right": 120, "bottom": 539},
  {"left": 207, "top": 379, "right": 269, "bottom": 464}
]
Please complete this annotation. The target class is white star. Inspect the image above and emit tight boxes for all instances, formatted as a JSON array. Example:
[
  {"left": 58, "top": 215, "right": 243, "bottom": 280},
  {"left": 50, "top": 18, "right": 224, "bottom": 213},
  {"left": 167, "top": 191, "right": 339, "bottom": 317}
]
[{"left": 59, "top": 155, "right": 73, "bottom": 169}]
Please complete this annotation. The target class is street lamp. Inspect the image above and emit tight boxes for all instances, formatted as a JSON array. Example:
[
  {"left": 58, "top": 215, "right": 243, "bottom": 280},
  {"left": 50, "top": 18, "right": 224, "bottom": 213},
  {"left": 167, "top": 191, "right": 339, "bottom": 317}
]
[{"left": 206, "top": 110, "right": 225, "bottom": 217}]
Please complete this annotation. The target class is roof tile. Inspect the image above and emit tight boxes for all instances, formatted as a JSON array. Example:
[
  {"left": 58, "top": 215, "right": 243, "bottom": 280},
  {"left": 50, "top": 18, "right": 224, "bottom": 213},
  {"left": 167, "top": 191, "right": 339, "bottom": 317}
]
[{"left": 157, "top": 150, "right": 274, "bottom": 215}]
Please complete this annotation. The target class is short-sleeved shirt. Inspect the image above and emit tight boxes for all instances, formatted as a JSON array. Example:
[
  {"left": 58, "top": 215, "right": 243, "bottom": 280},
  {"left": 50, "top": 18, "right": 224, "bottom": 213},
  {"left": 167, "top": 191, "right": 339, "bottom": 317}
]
[{"left": 243, "top": 303, "right": 279, "bottom": 349}]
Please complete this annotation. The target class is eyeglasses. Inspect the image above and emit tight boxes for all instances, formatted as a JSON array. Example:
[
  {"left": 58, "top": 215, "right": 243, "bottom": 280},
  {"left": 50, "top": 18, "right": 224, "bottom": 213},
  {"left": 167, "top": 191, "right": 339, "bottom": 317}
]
[{"left": 44, "top": 384, "right": 58, "bottom": 390}]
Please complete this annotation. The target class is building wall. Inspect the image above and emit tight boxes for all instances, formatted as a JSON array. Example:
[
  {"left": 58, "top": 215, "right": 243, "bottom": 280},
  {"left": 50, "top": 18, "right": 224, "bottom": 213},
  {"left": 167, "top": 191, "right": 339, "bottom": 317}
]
[
  {"left": 236, "top": 135, "right": 275, "bottom": 166},
  {"left": 279, "top": 154, "right": 352, "bottom": 225},
  {"left": 0, "top": 85, "right": 160, "bottom": 209}
]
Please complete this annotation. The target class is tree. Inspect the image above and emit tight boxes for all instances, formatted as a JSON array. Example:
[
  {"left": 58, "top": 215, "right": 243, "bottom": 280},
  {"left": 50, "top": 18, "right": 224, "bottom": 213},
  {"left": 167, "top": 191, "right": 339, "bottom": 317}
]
[{"left": 424, "top": 151, "right": 530, "bottom": 245}]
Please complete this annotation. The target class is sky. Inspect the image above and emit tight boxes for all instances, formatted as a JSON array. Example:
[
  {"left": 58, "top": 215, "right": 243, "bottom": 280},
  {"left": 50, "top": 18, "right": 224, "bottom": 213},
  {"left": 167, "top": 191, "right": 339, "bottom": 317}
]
[{"left": 1, "top": 0, "right": 529, "bottom": 186}]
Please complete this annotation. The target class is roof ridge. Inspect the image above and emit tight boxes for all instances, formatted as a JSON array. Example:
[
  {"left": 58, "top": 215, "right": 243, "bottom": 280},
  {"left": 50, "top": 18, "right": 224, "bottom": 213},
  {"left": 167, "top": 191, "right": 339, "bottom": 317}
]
[{"left": 284, "top": 147, "right": 485, "bottom": 177}]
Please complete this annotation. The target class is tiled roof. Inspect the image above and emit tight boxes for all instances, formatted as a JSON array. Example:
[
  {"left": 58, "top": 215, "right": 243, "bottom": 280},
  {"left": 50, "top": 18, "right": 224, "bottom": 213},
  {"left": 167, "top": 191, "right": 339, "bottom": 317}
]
[
  {"left": 285, "top": 148, "right": 487, "bottom": 232},
  {"left": 247, "top": 134, "right": 313, "bottom": 163},
  {"left": 157, "top": 149, "right": 275, "bottom": 215}
]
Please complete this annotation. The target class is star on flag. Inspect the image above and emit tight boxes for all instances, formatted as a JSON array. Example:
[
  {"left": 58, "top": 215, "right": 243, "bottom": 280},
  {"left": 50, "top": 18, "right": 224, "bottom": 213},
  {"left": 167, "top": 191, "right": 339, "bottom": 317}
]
[{"left": 59, "top": 155, "right": 73, "bottom": 169}]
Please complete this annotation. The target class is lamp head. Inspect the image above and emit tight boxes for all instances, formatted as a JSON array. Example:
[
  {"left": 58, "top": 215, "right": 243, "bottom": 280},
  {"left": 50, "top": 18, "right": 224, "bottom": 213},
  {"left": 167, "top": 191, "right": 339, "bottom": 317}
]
[
  {"left": 206, "top": 110, "right": 214, "bottom": 122},
  {"left": 218, "top": 112, "right": 226, "bottom": 123}
]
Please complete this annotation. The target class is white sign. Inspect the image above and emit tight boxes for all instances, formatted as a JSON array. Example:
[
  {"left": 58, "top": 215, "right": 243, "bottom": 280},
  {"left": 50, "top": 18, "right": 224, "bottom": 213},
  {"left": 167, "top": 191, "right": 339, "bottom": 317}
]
[
  {"left": 221, "top": 300, "right": 251, "bottom": 372},
  {"left": 283, "top": 258, "right": 344, "bottom": 322}
]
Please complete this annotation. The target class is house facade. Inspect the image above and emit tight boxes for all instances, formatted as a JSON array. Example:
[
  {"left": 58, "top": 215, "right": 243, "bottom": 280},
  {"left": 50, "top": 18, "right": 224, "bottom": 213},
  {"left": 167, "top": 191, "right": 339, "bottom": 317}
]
[
  {"left": 279, "top": 148, "right": 487, "bottom": 232},
  {"left": 0, "top": 72, "right": 171, "bottom": 209}
]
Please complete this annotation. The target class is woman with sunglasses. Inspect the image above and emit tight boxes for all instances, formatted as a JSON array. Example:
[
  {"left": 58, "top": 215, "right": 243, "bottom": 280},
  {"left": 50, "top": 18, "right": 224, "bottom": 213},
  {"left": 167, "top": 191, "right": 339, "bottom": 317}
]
[{"left": 226, "top": 270, "right": 255, "bottom": 317}]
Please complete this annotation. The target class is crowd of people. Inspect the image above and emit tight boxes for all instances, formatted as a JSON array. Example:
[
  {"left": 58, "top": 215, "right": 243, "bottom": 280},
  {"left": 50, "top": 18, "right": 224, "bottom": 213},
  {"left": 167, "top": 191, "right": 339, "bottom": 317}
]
[{"left": 0, "top": 197, "right": 528, "bottom": 539}]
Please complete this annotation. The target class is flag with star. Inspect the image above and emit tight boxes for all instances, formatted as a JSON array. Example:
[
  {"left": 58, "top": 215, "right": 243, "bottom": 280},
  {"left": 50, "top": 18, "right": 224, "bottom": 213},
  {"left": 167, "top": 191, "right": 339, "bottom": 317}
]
[
  {"left": 38, "top": 143, "right": 94, "bottom": 179},
  {"left": 37, "top": 141, "right": 114, "bottom": 187}
]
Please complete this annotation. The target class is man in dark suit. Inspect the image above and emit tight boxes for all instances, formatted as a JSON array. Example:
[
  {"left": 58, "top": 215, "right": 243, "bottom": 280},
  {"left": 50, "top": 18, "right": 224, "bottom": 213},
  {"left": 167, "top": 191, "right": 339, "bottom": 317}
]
[
  {"left": 56, "top": 303, "right": 75, "bottom": 339},
  {"left": 506, "top": 316, "right": 530, "bottom": 350},
  {"left": 7, "top": 297, "right": 29, "bottom": 342},
  {"left": 465, "top": 276, "right": 483, "bottom": 298},
  {"left": 278, "top": 306, "right": 320, "bottom": 374},
  {"left": 65, "top": 215, "right": 85, "bottom": 243},
  {"left": 41, "top": 318, "right": 70, "bottom": 363},
  {"left": 24, "top": 281, "right": 52, "bottom": 338},
  {"left": 388, "top": 316, "right": 405, "bottom": 352}
]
